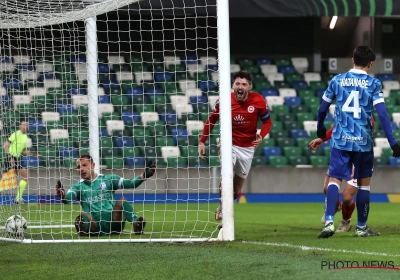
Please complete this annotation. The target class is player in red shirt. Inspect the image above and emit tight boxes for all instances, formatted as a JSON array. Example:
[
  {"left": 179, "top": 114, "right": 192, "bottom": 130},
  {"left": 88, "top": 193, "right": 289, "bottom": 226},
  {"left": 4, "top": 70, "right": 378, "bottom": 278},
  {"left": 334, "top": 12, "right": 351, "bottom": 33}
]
[
  {"left": 308, "top": 117, "right": 375, "bottom": 232},
  {"left": 198, "top": 70, "right": 272, "bottom": 222}
]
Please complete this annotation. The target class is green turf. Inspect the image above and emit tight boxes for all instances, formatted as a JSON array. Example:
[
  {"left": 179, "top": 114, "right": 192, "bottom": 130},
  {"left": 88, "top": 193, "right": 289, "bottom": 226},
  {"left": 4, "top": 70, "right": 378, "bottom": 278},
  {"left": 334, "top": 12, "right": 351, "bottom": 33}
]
[{"left": 2, "top": 203, "right": 400, "bottom": 279}]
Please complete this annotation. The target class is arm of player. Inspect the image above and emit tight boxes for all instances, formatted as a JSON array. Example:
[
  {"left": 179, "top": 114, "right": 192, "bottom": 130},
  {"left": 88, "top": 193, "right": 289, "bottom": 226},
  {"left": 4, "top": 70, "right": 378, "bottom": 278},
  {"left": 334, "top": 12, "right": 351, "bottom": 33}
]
[
  {"left": 316, "top": 100, "right": 330, "bottom": 139},
  {"left": 375, "top": 103, "right": 400, "bottom": 157},
  {"left": 253, "top": 110, "right": 272, "bottom": 149},
  {"left": 119, "top": 160, "right": 157, "bottom": 189},
  {"left": 56, "top": 180, "right": 76, "bottom": 204},
  {"left": 198, "top": 110, "right": 220, "bottom": 160}
]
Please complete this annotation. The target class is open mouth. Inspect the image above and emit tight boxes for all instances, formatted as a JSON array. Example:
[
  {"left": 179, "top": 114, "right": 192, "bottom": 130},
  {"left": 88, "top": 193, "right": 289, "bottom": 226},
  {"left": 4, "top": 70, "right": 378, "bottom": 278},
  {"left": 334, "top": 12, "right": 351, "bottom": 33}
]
[{"left": 237, "top": 91, "right": 244, "bottom": 97}]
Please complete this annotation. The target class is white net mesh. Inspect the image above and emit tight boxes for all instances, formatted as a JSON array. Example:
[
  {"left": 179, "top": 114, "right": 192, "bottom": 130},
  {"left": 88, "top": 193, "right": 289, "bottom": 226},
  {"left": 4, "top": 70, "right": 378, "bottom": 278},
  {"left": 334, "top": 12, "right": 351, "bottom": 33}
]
[{"left": 0, "top": 0, "right": 221, "bottom": 242}]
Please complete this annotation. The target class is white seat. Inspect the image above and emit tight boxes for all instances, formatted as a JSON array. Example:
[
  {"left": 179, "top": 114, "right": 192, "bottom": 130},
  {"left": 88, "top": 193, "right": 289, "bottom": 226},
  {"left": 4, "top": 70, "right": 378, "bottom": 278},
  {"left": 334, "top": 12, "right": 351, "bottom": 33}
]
[
  {"left": 28, "top": 88, "right": 46, "bottom": 97},
  {"left": 265, "top": 96, "right": 284, "bottom": 109},
  {"left": 373, "top": 147, "right": 382, "bottom": 157},
  {"left": 106, "top": 120, "right": 125, "bottom": 136},
  {"left": 230, "top": 64, "right": 241, "bottom": 73},
  {"left": 383, "top": 81, "right": 400, "bottom": 90},
  {"left": 98, "top": 87, "right": 105, "bottom": 95},
  {"left": 20, "top": 70, "right": 38, "bottom": 83},
  {"left": 72, "top": 95, "right": 89, "bottom": 109},
  {"left": 303, "top": 121, "right": 318, "bottom": 135},
  {"left": 140, "top": 112, "right": 159, "bottom": 126},
  {"left": 13, "top": 95, "right": 31, "bottom": 110},
  {"left": 161, "top": 146, "right": 181, "bottom": 162},
  {"left": 291, "top": 57, "right": 308, "bottom": 74},
  {"left": 186, "top": 120, "right": 204, "bottom": 135},
  {"left": 49, "top": 129, "right": 69, "bottom": 144},
  {"left": 208, "top": 96, "right": 219, "bottom": 110},
  {"left": 329, "top": 105, "right": 335, "bottom": 116},
  {"left": 178, "top": 80, "right": 197, "bottom": 92},
  {"left": 108, "top": 55, "right": 125, "bottom": 64},
  {"left": 163, "top": 56, "right": 181, "bottom": 67},
  {"left": 375, "top": 138, "right": 390, "bottom": 148},
  {"left": 98, "top": 104, "right": 114, "bottom": 116},
  {"left": 170, "top": 95, "right": 188, "bottom": 110},
  {"left": 200, "top": 56, "right": 217, "bottom": 66},
  {"left": 13, "top": 55, "right": 30, "bottom": 64},
  {"left": 382, "top": 89, "right": 390, "bottom": 98},
  {"left": 260, "top": 65, "right": 278, "bottom": 75},
  {"left": 0, "top": 62, "right": 14, "bottom": 72},
  {"left": 42, "top": 112, "right": 60, "bottom": 125},
  {"left": 185, "top": 88, "right": 202, "bottom": 99},
  {"left": 74, "top": 63, "right": 87, "bottom": 82},
  {"left": 26, "top": 138, "right": 32, "bottom": 149},
  {"left": 304, "top": 72, "right": 322, "bottom": 84},
  {"left": 278, "top": 88, "right": 297, "bottom": 97},
  {"left": 267, "top": 73, "right": 284, "bottom": 86},
  {"left": 116, "top": 71, "right": 134, "bottom": 82},
  {"left": 210, "top": 72, "right": 219, "bottom": 84},
  {"left": 392, "top": 113, "right": 400, "bottom": 126},
  {"left": 0, "top": 87, "right": 6, "bottom": 96},
  {"left": 186, "top": 64, "right": 206, "bottom": 75},
  {"left": 35, "top": 62, "right": 54, "bottom": 72},
  {"left": 134, "top": 72, "right": 153, "bottom": 85},
  {"left": 43, "top": 79, "right": 61, "bottom": 89},
  {"left": 175, "top": 104, "right": 193, "bottom": 118},
  {"left": 0, "top": 120, "right": 2, "bottom": 130}
]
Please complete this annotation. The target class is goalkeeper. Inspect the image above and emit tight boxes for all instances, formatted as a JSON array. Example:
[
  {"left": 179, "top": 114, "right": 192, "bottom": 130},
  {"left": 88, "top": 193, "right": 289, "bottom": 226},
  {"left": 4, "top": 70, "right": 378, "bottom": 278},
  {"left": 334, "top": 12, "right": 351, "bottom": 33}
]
[{"left": 56, "top": 154, "right": 156, "bottom": 236}]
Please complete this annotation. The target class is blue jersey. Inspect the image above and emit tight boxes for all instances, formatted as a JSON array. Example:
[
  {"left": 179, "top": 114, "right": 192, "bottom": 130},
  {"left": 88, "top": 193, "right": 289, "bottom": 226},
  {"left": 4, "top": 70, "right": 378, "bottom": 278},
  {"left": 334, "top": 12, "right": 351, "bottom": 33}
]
[{"left": 322, "top": 69, "right": 384, "bottom": 152}]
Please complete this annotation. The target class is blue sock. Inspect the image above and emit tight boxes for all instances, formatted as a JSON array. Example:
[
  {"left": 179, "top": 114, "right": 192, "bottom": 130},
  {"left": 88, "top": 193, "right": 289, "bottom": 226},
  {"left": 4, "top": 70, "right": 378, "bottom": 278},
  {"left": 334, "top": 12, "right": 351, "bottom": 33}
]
[
  {"left": 325, "top": 183, "right": 340, "bottom": 223},
  {"left": 356, "top": 186, "right": 370, "bottom": 228}
]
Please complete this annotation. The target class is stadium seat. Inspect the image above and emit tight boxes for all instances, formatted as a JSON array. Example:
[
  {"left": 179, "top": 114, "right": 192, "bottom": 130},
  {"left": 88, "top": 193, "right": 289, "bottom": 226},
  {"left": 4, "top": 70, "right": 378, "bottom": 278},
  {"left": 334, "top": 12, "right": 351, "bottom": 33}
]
[
  {"left": 268, "top": 156, "right": 288, "bottom": 167},
  {"left": 288, "top": 156, "right": 308, "bottom": 166},
  {"left": 374, "top": 156, "right": 388, "bottom": 166},
  {"left": 292, "top": 81, "right": 309, "bottom": 91},
  {"left": 291, "top": 129, "right": 309, "bottom": 141},
  {"left": 266, "top": 96, "right": 284, "bottom": 109},
  {"left": 171, "top": 129, "right": 189, "bottom": 145},
  {"left": 267, "top": 73, "right": 284, "bottom": 86},
  {"left": 274, "top": 58, "right": 291, "bottom": 67},
  {"left": 283, "top": 120, "right": 302, "bottom": 130},
  {"left": 285, "top": 73, "right": 303, "bottom": 84},
  {"left": 167, "top": 157, "right": 188, "bottom": 168},
  {"left": 278, "top": 112, "right": 296, "bottom": 122},
  {"left": 251, "top": 156, "right": 267, "bottom": 167},
  {"left": 383, "top": 81, "right": 400, "bottom": 90},
  {"left": 278, "top": 88, "right": 297, "bottom": 97},
  {"left": 103, "top": 157, "right": 124, "bottom": 169},
  {"left": 376, "top": 73, "right": 394, "bottom": 82},
  {"left": 389, "top": 157, "right": 400, "bottom": 167},
  {"left": 59, "top": 147, "right": 78, "bottom": 161},
  {"left": 126, "top": 156, "right": 146, "bottom": 168},
  {"left": 375, "top": 138, "right": 390, "bottom": 148},
  {"left": 260, "top": 65, "right": 278, "bottom": 76},
  {"left": 284, "top": 96, "right": 302, "bottom": 107},
  {"left": 269, "top": 130, "right": 289, "bottom": 140},
  {"left": 275, "top": 137, "right": 295, "bottom": 149},
  {"left": 21, "top": 155, "right": 40, "bottom": 168},
  {"left": 256, "top": 57, "right": 272, "bottom": 66},
  {"left": 49, "top": 129, "right": 69, "bottom": 144},
  {"left": 291, "top": 57, "right": 308, "bottom": 74},
  {"left": 263, "top": 146, "right": 282, "bottom": 161},
  {"left": 283, "top": 146, "right": 302, "bottom": 157},
  {"left": 260, "top": 88, "right": 278, "bottom": 98},
  {"left": 310, "top": 156, "right": 329, "bottom": 167},
  {"left": 290, "top": 105, "right": 308, "bottom": 114},
  {"left": 271, "top": 105, "right": 289, "bottom": 114}
]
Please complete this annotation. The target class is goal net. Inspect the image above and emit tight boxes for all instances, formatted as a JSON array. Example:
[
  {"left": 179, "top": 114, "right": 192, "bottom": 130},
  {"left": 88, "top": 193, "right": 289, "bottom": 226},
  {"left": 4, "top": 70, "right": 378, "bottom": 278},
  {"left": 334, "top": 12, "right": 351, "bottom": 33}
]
[{"left": 0, "top": 0, "right": 226, "bottom": 243}]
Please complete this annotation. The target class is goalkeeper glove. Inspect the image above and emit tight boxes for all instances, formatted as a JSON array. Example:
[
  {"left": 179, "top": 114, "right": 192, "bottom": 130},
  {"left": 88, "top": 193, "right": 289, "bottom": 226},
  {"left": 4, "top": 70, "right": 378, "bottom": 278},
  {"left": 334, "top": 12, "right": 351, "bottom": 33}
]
[
  {"left": 317, "top": 127, "right": 327, "bottom": 139},
  {"left": 143, "top": 160, "right": 156, "bottom": 179},
  {"left": 56, "top": 180, "right": 66, "bottom": 200},
  {"left": 391, "top": 143, "right": 400, "bottom": 158}
]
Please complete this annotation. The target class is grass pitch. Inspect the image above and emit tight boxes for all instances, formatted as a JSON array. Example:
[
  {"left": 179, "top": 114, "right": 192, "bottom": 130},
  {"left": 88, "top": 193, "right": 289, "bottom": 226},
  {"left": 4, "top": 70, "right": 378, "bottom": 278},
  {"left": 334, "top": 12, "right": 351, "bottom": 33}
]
[{"left": 2, "top": 203, "right": 400, "bottom": 279}]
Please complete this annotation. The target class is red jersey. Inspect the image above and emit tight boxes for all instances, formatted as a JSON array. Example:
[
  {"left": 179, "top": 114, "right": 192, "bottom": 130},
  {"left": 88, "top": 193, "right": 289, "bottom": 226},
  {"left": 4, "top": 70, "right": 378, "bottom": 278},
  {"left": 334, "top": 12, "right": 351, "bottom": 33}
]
[{"left": 199, "top": 92, "right": 272, "bottom": 147}]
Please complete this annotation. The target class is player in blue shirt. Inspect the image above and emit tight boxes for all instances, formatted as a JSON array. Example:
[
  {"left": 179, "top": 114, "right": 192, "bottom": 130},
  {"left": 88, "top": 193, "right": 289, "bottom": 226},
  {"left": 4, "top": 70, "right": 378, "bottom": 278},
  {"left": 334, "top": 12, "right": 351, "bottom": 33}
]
[{"left": 316, "top": 46, "right": 400, "bottom": 238}]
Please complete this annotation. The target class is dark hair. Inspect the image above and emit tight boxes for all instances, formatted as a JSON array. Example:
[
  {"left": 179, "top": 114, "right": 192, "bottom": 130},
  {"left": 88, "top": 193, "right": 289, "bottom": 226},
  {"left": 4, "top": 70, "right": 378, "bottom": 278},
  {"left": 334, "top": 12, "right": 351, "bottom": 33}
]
[
  {"left": 79, "top": 154, "right": 93, "bottom": 162},
  {"left": 232, "top": 70, "right": 253, "bottom": 85},
  {"left": 353, "top": 46, "right": 376, "bottom": 67},
  {"left": 19, "top": 119, "right": 27, "bottom": 124}
]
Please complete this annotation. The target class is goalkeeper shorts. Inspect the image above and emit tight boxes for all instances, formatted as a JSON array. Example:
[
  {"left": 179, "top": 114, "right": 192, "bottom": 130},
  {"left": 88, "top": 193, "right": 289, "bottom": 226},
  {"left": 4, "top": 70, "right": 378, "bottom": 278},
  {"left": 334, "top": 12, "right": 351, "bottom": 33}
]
[{"left": 86, "top": 212, "right": 126, "bottom": 236}]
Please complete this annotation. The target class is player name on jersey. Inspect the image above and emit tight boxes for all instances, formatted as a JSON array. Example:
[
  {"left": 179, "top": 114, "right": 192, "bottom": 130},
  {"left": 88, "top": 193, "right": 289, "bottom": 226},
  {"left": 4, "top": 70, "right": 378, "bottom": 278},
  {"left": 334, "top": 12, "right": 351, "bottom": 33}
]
[{"left": 339, "top": 78, "right": 368, "bottom": 88}]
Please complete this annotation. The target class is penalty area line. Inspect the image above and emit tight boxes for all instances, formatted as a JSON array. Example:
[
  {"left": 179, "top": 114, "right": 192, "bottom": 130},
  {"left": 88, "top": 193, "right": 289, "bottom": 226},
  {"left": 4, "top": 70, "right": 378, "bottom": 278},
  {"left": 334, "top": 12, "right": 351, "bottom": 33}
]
[{"left": 242, "top": 241, "right": 400, "bottom": 258}]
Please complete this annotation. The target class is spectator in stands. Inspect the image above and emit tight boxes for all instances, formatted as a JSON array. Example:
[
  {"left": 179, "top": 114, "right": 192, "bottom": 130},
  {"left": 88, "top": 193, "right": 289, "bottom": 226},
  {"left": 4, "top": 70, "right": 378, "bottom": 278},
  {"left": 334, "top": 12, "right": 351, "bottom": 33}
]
[{"left": 2, "top": 119, "right": 40, "bottom": 204}]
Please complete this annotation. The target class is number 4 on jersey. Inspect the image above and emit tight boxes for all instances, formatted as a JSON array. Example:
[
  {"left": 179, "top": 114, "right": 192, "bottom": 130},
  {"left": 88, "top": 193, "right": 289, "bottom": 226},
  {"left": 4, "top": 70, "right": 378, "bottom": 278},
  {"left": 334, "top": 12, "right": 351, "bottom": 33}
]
[{"left": 343, "top": 90, "right": 361, "bottom": 119}]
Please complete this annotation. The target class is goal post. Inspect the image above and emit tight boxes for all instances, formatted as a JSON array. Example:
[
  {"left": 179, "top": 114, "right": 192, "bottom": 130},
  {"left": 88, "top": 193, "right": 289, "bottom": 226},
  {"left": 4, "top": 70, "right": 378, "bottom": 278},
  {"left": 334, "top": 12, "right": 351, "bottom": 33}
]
[{"left": 0, "top": 0, "right": 233, "bottom": 243}]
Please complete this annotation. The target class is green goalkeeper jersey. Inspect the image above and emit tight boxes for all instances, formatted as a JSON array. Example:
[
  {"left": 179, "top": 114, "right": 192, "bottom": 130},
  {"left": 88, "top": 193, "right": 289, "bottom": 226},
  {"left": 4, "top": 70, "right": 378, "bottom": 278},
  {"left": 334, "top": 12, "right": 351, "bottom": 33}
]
[{"left": 64, "top": 174, "right": 143, "bottom": 218}]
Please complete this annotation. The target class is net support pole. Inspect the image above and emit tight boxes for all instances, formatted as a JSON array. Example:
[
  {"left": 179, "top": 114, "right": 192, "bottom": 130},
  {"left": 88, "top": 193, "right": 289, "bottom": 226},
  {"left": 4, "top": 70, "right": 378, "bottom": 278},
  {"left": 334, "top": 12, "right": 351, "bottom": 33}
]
[
  {"left": 217, "top": 0, "right": 234, "bottom": 241},
  {"left": 86, "top": 17, "right": 100, "bottom": 173}
]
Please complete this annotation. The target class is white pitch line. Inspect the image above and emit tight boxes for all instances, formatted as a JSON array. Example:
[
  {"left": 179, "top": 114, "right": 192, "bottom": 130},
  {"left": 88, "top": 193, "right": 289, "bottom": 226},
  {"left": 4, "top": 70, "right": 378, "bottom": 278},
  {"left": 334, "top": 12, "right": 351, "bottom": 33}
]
[{"left": 243, "top": 241, "right": 400, "bottom": 258}]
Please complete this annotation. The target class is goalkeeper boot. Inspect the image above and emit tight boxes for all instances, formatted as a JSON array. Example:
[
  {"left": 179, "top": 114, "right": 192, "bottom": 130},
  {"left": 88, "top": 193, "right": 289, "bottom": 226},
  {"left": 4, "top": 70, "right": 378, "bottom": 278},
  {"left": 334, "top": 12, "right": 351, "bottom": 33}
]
[
  {"left": 355, "top": 225, "right": 380, "bottom": 237},
  {"left": 133, "top": 217, "right": 146, "bottom": 235},
  {"left": 336, "top": 219, "right": 352, "bottom": 232},
  {"left": 215, "top": 206, "right": 222, "bottom": 221},
  {"left": 321, "top": 202, "right": 342, "bottom": 224},
  {"left": 15, "top": 198, "right": 26, "bottom": 204},
  {"left": 317, "top": 222, "right": 335, "bottom": 238}
]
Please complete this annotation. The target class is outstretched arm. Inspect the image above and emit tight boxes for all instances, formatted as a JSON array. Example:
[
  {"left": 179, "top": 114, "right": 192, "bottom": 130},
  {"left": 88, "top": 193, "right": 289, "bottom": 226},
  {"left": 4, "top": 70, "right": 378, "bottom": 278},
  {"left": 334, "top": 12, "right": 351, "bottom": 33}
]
[
  {"left": 56, "top": 180, "right": 76, "bottom": 204},
  {"left": 119, "top": 160, "right": 156, "bottom": 189}
]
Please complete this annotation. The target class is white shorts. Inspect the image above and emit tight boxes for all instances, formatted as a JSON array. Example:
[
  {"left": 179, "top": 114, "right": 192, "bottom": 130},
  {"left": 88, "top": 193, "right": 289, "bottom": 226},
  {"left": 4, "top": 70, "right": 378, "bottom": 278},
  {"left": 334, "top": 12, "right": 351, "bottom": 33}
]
[{"left": 232, "top": 145, "right": 254, "bottom": 179}]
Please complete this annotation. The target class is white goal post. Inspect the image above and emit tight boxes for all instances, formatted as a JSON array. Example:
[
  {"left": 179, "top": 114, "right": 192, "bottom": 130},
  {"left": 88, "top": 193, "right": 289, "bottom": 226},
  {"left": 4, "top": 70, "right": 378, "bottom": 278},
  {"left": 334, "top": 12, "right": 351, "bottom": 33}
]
[{"left": 0, "top": 0, "right": 233, "bottom": 243}]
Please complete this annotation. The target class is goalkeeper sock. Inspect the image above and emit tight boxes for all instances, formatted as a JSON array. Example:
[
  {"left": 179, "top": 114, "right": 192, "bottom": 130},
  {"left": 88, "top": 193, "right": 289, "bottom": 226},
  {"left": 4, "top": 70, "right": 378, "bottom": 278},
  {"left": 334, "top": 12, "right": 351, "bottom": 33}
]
[
  {"left": 325, "top": 182, "right": 340, "bottom": 224},
  {"left": 356, "top": 186, "right": 370, "bottom": 227},
  {"left": 342, "top": 201, "right": 355, "bottom": 220},
  {"left": 122, "top": 201, "right": 138, "bottom": 223},
  {"left": 16, "top": 179, "right": 28, "bottom": 200}
]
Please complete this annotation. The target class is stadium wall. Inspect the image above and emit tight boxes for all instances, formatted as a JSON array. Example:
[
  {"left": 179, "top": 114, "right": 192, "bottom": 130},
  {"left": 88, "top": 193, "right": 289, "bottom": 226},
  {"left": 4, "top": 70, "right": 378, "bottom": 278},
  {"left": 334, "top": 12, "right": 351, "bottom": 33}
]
[{"left": 24, "top": 167, "right": 400, "bottom": 195}]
